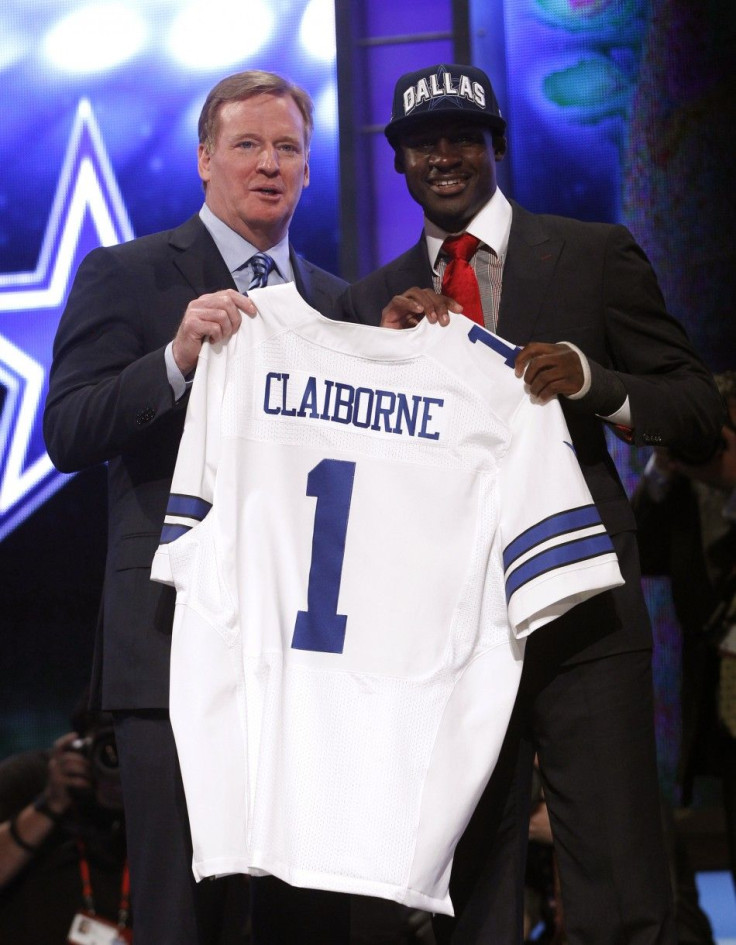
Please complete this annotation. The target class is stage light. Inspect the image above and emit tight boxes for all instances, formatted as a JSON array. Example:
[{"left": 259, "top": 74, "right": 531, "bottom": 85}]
[
  {"left": 313, "top": 81, "right": 338, "bottom": 134},
  {"left": 299, "top": 0, "right": 335, "bottom": 63},
  {"left": 43, "top": 2, "right": 148, "bottom": 74},
  {"left": 0, "top": 23, "right": 28, "bottom": 71},
  {"left": 167, "top": 0, "right": 274, "bottom": 70}
]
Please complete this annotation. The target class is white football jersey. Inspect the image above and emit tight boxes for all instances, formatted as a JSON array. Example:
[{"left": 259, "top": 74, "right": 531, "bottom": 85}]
[{"left": 151, "top": 283, "right": 622, "bottom": 915}]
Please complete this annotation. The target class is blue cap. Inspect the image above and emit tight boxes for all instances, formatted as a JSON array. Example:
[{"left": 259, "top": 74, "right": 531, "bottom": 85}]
[{"left": 385, "top": 63, "right": 506, "bottom": 147}]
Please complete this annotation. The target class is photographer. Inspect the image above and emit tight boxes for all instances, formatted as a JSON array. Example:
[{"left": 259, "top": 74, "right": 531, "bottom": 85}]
[{"left": 0, "top": 708, "right": 130, "bottom": 943}]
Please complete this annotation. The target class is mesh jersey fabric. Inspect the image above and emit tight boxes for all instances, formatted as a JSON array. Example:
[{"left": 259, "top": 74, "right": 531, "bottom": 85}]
[{"left": 151, "top": 282, "right": 623, "bottom": 915}]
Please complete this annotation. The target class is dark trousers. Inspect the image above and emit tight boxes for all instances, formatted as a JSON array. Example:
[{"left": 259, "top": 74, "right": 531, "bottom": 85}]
[
  {"left": 113, "top": 711, "right": 350, "bottom": 945},
  {"left": 250, "top": 876, "right": 350, "bottom": 945},
  {"left": 113, "top": 711, "right": 250, "bottom": 945},
  {"left": 433, "top": 645, "right": 677, "bottom": 945}
]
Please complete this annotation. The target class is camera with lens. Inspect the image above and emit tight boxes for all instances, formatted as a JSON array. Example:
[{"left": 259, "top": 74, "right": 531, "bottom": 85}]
[{"left": 68, "top": 725, "right": 120, "bottom": 788}]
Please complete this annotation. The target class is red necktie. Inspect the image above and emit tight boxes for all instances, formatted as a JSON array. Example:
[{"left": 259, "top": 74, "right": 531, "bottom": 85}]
[{"left": 441, "top": 233, "right": 484, "bottom": 326}]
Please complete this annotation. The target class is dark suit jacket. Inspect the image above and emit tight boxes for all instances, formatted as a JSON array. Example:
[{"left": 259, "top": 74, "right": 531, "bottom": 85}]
[
  {"left": 339, "top": 201, "right": 724, "bottom": 661},
  {"left": 44, "top": 214, "right": 348, "bottom": 709}
]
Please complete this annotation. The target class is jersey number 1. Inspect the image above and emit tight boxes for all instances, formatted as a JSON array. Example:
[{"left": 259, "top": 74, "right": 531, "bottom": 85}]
[{"left": 292, "top": 459, "right": 356, "bottom": 654}]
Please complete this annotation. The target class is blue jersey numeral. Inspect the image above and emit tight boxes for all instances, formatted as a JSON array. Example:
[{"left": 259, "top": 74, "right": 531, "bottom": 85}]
[
  {"left": 467, "top": 324, "right": 520, "bottom": 367},
  {"left": 292, "top": 459, "right": 356, "bottom": 654}
]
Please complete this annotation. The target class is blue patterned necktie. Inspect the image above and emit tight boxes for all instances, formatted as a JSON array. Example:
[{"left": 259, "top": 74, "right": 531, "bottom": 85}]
[{"left": 247, "top": 253, "right": 275, "bottom": 290}]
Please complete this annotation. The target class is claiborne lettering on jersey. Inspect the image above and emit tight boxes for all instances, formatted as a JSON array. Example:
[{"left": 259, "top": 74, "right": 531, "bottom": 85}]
[
  {"left": 263, "top": 372, "right": 445, "bottom": 441},
  {"left": 402, "top": 73, "right": 485, "bottom": 116}
]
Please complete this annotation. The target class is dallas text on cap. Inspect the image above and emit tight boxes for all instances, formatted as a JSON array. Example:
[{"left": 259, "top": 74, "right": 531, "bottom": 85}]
[{"left": 402, "top": 72, "right": 486, "bottom": 116}]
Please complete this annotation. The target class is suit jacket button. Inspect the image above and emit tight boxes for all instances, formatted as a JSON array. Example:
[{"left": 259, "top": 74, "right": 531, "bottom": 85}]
[{"left": 136, "top": 407, "right": 156, "bottom": 425}]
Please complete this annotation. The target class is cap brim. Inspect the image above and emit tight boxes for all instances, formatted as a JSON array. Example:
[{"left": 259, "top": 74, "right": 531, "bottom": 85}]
[{"left": 385, "top": 109, "right": 507, "bottom": 146}]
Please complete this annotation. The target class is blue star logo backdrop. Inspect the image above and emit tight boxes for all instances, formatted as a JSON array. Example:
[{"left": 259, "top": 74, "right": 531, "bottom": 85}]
[
  {"left": 0, "top": 101, "right": 134, "bottom": 541},
  {"left": 0, "top": 0, "right": 339, "bottom": 546}
]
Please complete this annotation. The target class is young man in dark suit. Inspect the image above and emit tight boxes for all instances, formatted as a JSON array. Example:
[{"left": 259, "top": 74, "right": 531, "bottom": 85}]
[
  {"left": 338, "top": 62, "right": 725, "bottom": 945},
  {"left": 44, "top": 70, "right": 349, "bottom": 945}
]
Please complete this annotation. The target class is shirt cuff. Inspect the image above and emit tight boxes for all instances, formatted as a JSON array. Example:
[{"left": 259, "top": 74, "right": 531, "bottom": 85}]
[
  {"left": 559, "top": 342, "right": 631, "bottom": 424},
  {"left": 165, "top": 341, "right": 189, "bottom": 402},
  {"left": 602, "top": 397, "right": 632, "bottom": 426},
  {"left": 559, "top": 342, "right": 591, "bottom": 399}
]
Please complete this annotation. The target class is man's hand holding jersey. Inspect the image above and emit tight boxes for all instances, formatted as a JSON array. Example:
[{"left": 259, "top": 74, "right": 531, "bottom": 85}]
[
  {"left": 380, "top": 288, "right": 460, "bottom": 328},
  {"left": 380, "top": 288, "right": 586, "bottom": 405},
  {"left": 172, "top": 289, "right": 258, "bottom": 376},
  {"left": 513, "top": 343, "right": 586, "bottom": 404}
]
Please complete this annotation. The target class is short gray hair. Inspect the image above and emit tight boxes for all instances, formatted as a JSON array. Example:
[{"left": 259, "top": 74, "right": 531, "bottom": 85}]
[{"left": 198, "top": 70, "right": 314, "bottom": 152}]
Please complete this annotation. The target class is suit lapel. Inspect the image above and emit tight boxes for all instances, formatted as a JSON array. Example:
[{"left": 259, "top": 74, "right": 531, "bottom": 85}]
[
  {"left": 496, "top": 202, "right": 564, "bottom": 345},
  {"left": 382, "top": 238, "right": 434, "bottom": 297},
  {"left": 291, "top": 250, "right": 319, "bottom": 308},
  {"left": 169, "top": 215, "right": 236, "bottom": 296},
  {"left": 291, "top": 249, "right": 352, "bottom": 320}
]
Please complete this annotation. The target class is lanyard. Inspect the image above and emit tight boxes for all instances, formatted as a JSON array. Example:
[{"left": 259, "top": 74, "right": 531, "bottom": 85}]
[{"left": 76, "top": 839, "right": 131, "bottom": 931}]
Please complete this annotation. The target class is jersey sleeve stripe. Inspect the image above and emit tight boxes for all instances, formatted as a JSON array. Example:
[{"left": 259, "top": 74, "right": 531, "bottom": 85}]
[
  {"left": 159, "top": 523, "right": 192, "bottom": 544},
  {"left": 503, "top": 505, "right": 603, "bottom": 571},
  {"left": 165, "top": 494, "right": 213, "bottom": 521},
  {"left": 505, "top": 533, "right": 616, "bottom": 600}
]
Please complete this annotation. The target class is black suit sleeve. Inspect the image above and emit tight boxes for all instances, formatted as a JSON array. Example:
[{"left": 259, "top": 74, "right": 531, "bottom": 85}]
[
  {"left": 585, "top": 226, "right": 724, "bottom": 462},
  {"left": 335, "top": 241, "right": 433, "bottom": 327},
  {"left": 43, "top": 247, "right": 184, "bottom": 472}
]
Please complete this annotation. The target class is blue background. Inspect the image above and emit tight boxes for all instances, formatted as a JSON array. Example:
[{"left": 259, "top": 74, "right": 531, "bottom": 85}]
[{"left": 0, "top": 1, "right": 734, "bottom": 928}]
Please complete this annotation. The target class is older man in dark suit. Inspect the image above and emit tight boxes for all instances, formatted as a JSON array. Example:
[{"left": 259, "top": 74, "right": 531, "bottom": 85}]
[
  {"left": 338, "top": 63, "right": 725, "bottom": 945},
  {"left": 44, "top": 70, "right": 349, "bottom": 945}
]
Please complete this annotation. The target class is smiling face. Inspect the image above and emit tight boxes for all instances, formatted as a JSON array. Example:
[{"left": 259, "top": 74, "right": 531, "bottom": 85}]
[
  {"left": 198, "top": 92, "right": 310, "bottom": 249},
  {"left": 395, "top": 118, "right": 506, "bottom": 233}
]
